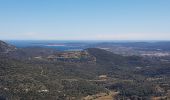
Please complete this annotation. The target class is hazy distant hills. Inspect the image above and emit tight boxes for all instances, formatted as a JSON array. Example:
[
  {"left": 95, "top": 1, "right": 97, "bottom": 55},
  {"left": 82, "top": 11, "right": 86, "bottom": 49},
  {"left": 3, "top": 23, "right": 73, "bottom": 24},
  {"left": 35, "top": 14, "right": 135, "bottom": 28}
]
[
  {"left": 0, "top": 40, "right": 16, "bottom": 53},
  {"left": 0, "top": 40, "right": 58, "bottom": 59},
  {"left": 92, "top": 42, "right": 170, "bottom": 51}
]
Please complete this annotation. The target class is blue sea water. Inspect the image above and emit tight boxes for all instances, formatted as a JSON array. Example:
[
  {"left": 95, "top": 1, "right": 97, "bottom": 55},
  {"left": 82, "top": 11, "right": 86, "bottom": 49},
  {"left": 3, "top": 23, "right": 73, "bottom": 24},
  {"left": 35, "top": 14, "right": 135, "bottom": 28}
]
[
  {"left": 5, "top": 40, "right": 164, "bottom": 51},
  {"left": 5, "top": 40, "right": 97, "bottom": 51}
]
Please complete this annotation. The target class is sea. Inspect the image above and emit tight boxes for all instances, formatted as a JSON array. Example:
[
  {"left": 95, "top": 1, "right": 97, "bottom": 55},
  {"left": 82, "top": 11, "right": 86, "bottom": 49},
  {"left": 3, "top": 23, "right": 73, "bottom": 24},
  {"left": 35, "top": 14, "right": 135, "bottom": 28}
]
[
  {"left": 5, "top": 40, "right": 165, "bottom": 51},
  {"left": 5, "top": 40, "right": 100, "bottom": 51}
]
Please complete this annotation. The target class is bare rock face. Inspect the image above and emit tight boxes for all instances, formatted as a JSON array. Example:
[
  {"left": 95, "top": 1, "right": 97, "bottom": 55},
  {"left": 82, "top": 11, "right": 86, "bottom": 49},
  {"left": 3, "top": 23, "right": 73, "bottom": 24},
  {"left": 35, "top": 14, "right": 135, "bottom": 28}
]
[{"left": 0, "top": 40, "right": 17, "bottom": 53}]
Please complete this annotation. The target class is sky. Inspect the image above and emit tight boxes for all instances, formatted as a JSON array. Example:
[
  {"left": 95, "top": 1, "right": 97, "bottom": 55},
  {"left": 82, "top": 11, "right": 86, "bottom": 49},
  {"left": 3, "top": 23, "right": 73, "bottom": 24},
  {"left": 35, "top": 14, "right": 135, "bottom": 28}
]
[{"left": 0, "top": 0, "right": 170, "bottom": 40}]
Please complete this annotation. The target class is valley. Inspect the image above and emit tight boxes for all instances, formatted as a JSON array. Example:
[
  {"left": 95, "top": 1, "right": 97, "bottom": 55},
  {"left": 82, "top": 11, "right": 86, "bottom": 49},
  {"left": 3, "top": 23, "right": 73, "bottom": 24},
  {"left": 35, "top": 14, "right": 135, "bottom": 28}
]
[{"left": 0, "top": 40, "right": 170, "bottom": 100}]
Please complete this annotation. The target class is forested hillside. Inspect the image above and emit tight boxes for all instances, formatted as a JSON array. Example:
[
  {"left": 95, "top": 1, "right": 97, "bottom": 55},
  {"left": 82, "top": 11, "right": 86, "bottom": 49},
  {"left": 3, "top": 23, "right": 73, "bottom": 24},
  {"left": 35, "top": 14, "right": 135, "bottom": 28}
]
[{"left": 0, "top": 41, "right": 170, "bottom": 100}]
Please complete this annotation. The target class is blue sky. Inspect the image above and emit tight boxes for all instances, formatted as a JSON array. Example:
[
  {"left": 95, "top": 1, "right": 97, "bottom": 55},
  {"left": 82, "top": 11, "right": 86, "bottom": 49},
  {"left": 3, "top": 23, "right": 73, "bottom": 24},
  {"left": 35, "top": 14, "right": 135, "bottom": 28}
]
[{"left": 0, "top": 0, "right": 170, "bottom": 40}]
